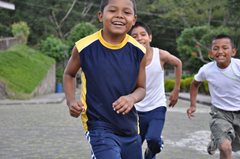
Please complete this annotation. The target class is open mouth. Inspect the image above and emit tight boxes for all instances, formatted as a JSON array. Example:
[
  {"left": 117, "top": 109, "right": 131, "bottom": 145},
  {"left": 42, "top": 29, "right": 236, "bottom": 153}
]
[{"left": 112, "top": 21, "right": 125, "bottom": 26}]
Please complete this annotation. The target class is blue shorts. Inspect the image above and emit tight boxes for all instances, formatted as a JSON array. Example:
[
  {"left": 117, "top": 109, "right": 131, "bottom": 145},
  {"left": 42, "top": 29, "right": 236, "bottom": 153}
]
[
  {"left": 138, "top": 106, "right": 166, "bottom": 154},
  {"left": 86, "top": 129, "right": 142, "bottom": 159}
]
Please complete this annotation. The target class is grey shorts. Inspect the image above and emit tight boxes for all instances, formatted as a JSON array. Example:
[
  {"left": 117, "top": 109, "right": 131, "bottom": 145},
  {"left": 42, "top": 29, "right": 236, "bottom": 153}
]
[{"left": 209, "top": 106, "right": 240, "bottom": 152}]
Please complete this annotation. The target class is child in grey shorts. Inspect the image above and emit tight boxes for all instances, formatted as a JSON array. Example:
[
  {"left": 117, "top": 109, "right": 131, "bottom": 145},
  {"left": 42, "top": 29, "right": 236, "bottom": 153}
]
[{"left": 187, "top": 34, "right": 240, "bottom": 159}]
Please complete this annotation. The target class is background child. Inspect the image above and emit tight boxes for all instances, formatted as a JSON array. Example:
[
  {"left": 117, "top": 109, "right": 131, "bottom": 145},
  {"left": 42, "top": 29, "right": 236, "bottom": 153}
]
[
  {"left": 129, "top": 21, "right": 182, "bottom": 159},
  {"left": 63, "top": 0, "right": 146, "bottom": 159},
  {"left": 187, "top": 34, "right": 240, "bottom": 159}
]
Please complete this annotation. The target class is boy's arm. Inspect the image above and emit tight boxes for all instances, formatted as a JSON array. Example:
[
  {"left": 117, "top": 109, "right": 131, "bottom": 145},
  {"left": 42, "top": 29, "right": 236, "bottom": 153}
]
[
  {"left": 130, "top": 54, "right": 146, "bottom": 102},
  {"left": 63, "top": 46, "right": 84, "bottom": 118},
  {"left": 187, "top": 80, "right": 202, "bottom": 119},
  {"left": 160, "top": 50, "right": 182, "bottom": 107},
  {"left": 112, "top": 55, "right": 146, "bottom": 115}
]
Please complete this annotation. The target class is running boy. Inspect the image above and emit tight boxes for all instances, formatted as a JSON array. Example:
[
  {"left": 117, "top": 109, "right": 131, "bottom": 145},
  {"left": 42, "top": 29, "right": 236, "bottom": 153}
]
[
  {"left": 63, "top": 0, "right": 146, "bottom": 159},
  {"left": 129, "top": 21, "right": 182, "bottom": 159},
  {"left": 187, "top": 34, "right": 240, "bottom": 159}
]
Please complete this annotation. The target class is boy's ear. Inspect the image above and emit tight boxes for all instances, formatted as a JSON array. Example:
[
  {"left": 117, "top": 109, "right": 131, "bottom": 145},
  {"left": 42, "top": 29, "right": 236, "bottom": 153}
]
[
  {"left": 149, "top": 34, "right": 152, "bottom": 42},
  {"left": 132, "top": 15, "right": 137, "bottom": 26},
  {"left": 97, "top": 11, "right": 103, "bottom": 22},
  {"left": 232, "top": 48, "right": 237, "bottom": 56}
]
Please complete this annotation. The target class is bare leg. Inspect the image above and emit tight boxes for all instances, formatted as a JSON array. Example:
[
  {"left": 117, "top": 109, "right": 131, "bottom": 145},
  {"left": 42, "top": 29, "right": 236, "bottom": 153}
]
[{"left": 219, "top": 139, "right": 232, "bottom": 159}]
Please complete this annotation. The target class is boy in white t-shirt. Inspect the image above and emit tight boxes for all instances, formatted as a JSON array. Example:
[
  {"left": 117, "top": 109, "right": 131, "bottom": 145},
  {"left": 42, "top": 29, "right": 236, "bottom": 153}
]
[{"left": 187, "top": 34, "right": 240, "bottom": 159}]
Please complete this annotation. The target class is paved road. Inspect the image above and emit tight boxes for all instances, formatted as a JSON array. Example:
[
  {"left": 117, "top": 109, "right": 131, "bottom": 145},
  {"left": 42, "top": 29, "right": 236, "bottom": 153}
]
[{"left": 0, "top": 95, "right": 239, "bottom": 159}]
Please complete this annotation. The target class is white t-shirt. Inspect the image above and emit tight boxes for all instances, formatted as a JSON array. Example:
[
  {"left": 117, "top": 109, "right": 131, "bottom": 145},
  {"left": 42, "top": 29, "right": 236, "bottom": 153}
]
[
  {"left": 194, "top": 58, "right": 240, "bottom": 111},
  {"left": 135, "top": 47, "right": 166, "bottom": 112}
]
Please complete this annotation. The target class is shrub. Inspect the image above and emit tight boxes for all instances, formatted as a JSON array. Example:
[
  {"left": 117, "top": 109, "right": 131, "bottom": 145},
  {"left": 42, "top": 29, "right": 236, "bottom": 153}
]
[
  {"left": 39, "top": 35, "right": 68, "bottom": 63},
  {"left": 67, "top": 22, "right": 97, "bottom": 51},
  {"left": 180, "top": 77, "right": 193, "bottom": 92},
  {"left": 164, "top": 79, "right": 175, "bottom": 92},
  {"left": 165, "top": 76, "right": 209, "bottom": 94},
  {"left": 11, "top": 21, "right": 30, "bottom": 44}
]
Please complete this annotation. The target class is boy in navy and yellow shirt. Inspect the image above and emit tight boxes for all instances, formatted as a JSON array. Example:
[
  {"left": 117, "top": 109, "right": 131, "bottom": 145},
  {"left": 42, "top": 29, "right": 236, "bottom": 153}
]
[{"left": 63, "top": 0, "right": 146, "bottom": 158}]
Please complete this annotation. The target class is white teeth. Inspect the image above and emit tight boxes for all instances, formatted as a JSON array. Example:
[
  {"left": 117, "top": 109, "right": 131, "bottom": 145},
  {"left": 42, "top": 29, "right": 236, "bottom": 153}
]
[{"left": 113, "top": 22, "right": 124, "bottom": 25}]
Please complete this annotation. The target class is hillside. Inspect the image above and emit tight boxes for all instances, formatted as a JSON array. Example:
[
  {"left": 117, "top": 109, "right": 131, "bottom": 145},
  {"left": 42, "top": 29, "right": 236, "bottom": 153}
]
[{"left": 0, "top": 44, "right": 55, "bottom": 99}]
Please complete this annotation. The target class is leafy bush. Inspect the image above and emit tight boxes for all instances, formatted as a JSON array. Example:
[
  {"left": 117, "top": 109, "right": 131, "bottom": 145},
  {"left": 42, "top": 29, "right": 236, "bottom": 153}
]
[
  {"left": 56, "top": 67, "right": 64, "bottom": 83},
  {"left": 39, "top": 35, "right": 68, "bottom": 63},
  {"left": 165, "top": 76, "right": 209, "bottom": 94},
  {"left": 67, "top": 22, "right": 97, "bottom": 50},
  {"left": 164, "top": 79, "right": 175, "bottom": 92},
  {"left": 180, "top": 77, "right": 194, "bottom": 92},
  {"left": 11, "top": 21, "right": 30, "bottom": 44}
]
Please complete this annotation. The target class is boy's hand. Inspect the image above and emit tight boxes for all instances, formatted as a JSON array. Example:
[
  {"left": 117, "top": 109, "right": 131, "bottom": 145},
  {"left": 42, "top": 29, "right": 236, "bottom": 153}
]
[
  {"left": 68, "top": 101, "right": 85, "bottom": 118},
  {"left": 168, "top": 90, "right": 179, "bottom": 107},
  {"left": 112, "top": 95, "right": 135, "bottom": 115},
  {"left": 187, "top": 106, "right": 196, "bottom": 119}
]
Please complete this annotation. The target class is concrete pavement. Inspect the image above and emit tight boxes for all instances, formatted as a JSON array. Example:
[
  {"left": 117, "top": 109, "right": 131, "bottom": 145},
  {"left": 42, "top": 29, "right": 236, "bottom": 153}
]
[
  {"left": 0, "top": 92, "right": 65, "bottom": 105},
  {"left": 0, "top": 92, "right": 210, "bottom": 106},
  {"left": 0, "top": 92, "right": 240, "bottom": 159}
]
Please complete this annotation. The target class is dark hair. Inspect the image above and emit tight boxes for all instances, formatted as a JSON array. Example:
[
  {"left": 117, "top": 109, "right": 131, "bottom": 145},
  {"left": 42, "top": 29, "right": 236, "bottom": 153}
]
[
  {"left": 212, "top": 34, "right": 235, "bottom": 48},
  {"left": 128, "top": 21, "right": 152, "bottom": 35},
  {"left": 100, "top": 0, "right": 137, "bottom": 14}
]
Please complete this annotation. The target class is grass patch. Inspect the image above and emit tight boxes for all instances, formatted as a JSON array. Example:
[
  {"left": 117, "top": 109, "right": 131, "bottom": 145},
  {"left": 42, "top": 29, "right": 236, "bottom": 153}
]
[{"left": 0, "top": 44, "right": 55, "bottom": 98}]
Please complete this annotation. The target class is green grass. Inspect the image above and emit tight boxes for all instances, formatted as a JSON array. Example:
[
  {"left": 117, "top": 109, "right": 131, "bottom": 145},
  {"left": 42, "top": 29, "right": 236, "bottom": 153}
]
[{"left": 0, "top": 44, "right": 55, "bottom": 99}]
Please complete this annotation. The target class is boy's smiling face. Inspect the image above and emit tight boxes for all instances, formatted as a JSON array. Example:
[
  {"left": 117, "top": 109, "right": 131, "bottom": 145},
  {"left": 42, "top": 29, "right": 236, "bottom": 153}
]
[
  {"left": 98, "top": 0, "right": 136, "bottom": 37},
  {"left": 210, "top": 38, "right": 236, "bottom": 68},
  {"left": 130, "top": 26, "right": 152, "bottom": 49}
]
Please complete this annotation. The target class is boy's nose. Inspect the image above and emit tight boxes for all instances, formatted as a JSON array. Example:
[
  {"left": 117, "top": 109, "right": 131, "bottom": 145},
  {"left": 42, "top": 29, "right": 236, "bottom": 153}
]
[
  {"left": 116, "top": 11, "right": 124, "bottom": 18},
  {"left": 218, "top": 48, "right": 224, "bottom": 53},
  {"left": 135, "top": 36, "right": 141, "bottom": 41}
]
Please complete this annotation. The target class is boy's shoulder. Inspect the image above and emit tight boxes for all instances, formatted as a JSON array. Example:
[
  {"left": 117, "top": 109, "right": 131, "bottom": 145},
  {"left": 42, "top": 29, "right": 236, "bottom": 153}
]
[
  {"left": 75, "top": 30, "right": 100, "bottom": 52},
  {"left": 232, "top": 57, "right": 240, "bottom": 63},
  {"left": 197, "top": 61, "right": 215, "bottom": 73}
]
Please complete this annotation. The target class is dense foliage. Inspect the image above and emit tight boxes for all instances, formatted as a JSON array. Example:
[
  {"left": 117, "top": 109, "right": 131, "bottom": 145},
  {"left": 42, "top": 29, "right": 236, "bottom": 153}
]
[
  {"left": 39, "top": 35, "right": 68, "bottom": 62},
  {"left": 67, "top": 22, "right": 98, "bottom": 51},
  {"left": 1, "top": 0, "right": 240, "bottom": 86},
  {"left": 11, "top": 21, "right": 30, "bottom": 44},
  {"left": 177, "top": 25, "right": 231, "bottom": 72}
]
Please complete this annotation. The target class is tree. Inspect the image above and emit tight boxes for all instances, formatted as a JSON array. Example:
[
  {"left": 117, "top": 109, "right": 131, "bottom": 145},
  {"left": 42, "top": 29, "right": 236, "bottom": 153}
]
[
  {"left": 67, "top": 22, "right": 97, "bottom": 51},
  {"left": 0, "top": 0, "right": 100, "bottom": 44},
  {"left": 177, "top": 25, "right": 231, "bottom": 73}
]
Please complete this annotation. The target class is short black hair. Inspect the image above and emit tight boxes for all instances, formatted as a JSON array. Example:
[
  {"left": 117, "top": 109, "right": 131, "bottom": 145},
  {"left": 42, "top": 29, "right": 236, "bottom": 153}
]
[
  {"left": 128, "top": 21, "right": 152, "bottom": 35},
  {"left": 212, "top": 34, "right": 235, "bottom": 48},
  {"left": 100, "top": 0, "right": 137, "bottom": 14}
]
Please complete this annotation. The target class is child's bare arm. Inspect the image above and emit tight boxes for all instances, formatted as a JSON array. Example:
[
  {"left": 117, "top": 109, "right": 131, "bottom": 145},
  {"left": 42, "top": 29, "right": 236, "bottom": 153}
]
[
  {"left": 63, "top": 46, "right": 84, "bottom": 117},
  {"left": 187, "top": 80, "right": 202, "bottom": 119}
]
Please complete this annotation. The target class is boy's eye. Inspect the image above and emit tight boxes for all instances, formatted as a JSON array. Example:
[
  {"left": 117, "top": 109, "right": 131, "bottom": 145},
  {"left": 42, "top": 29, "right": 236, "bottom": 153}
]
[
  {"left": 131, "top": 34, "right": 137, "bottom": 38},
  {"left": 124, "top": 11, "right": 132, "bottom": 14},
  {"left": 109, "top": 9, "right": 116, "bottom": 12},
  {"left": 223, "top": 47, "right": 229, "bottom": 50}
]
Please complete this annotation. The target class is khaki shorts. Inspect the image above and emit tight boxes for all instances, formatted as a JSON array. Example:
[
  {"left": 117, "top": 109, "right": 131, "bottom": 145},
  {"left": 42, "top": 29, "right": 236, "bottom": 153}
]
[{"left": 209, "top": 106, "right": 240, "bottom": 152}]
